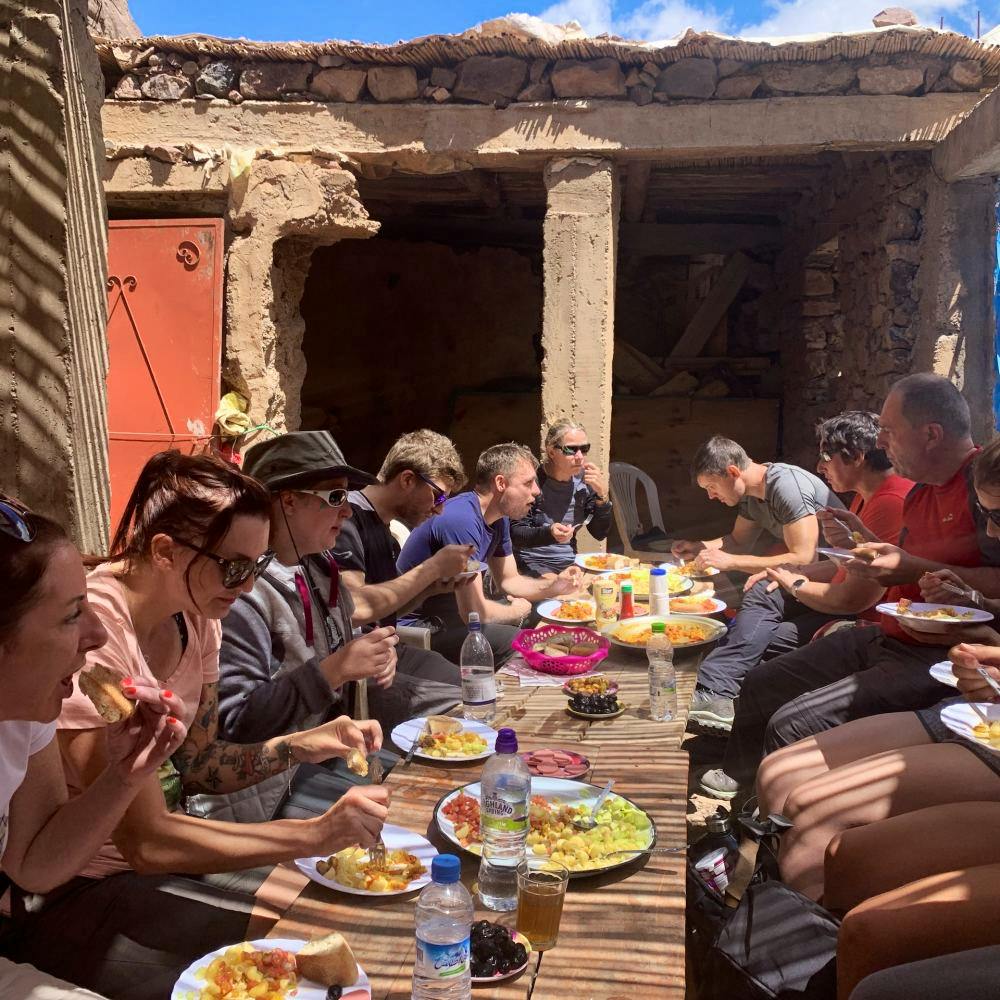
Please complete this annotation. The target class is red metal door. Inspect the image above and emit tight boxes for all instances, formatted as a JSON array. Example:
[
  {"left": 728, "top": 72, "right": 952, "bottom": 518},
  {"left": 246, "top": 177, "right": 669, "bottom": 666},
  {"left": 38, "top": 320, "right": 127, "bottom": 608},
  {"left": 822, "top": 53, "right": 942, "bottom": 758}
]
[{"left": 106, "top": 219, "right": 224, "bottom": 535}]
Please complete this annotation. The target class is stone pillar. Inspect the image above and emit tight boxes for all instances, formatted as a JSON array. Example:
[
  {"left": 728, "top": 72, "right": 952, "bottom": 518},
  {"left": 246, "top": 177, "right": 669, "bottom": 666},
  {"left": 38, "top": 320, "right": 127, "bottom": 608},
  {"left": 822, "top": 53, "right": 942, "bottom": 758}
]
[
  {"left": 1, "top": 0, "right": 111, "bottom": 550},
  {"left": 541, "top": 157, "right": 619, "bottom": 551},
  {"left": 912, "top": 175, "right": 996, "bottom": 442},
  {"left": 225, "top": 159, "right": 379, "bottom": 431}
]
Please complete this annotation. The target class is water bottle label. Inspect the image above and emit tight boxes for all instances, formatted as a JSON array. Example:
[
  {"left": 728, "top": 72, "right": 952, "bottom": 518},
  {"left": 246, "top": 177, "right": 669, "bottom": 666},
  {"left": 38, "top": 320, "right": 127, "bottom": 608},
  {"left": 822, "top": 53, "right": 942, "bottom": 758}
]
[
  {"left": 462, "top": 678, "right": 497, "bottom": 705},
  {"left": 415, "top": 935, "right": 470, "bottom": 979},
  {"left": 481, "top": 791, "right": 528, "bottom": 834}
]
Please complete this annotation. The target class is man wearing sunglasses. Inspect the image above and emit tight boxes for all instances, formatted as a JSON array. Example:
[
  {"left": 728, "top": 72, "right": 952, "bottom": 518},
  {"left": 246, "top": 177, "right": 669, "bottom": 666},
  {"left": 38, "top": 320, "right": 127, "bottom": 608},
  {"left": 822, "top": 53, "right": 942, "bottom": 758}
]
[{"left": 511, "top": 419, "right": 613, "bottom": 576}]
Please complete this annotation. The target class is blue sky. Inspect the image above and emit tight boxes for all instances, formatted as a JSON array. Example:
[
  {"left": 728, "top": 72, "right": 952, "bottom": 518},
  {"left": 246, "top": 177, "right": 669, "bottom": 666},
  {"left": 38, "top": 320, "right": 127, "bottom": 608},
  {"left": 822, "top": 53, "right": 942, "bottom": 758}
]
[{"left": 130, "top": 0, "right": 997, "bottom": 44}]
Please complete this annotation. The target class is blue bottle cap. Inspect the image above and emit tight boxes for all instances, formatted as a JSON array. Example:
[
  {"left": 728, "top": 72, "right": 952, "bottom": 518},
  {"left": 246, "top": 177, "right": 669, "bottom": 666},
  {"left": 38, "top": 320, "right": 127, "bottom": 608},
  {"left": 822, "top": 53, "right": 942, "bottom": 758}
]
[
  {"left": 649, "top": 567, "right": 667, "bottom": 576},
  {"left": 495, "top": 727, "right": 518, "bottom": 753},
  {"left": 432, "top": 854, "right": 462, "bottom": 884}
]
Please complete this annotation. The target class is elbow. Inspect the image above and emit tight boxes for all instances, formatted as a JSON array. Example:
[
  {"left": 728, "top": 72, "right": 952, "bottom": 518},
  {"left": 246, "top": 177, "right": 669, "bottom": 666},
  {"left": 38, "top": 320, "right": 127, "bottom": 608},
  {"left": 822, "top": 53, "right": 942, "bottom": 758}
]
[
  {"left": 116, "top": 833, "right": 172, "bottom": 875},
  {"left": 10, "top": 867, "right": 71, "bottom": 894}
]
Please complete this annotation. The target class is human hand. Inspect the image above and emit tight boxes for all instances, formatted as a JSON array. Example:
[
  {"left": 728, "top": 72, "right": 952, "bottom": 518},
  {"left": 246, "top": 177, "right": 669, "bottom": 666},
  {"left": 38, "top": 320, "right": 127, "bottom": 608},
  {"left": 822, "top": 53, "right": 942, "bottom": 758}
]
[
  {"left": 743, "top": 570, "right": 770, "bottom": 593},
  {"left": 546, "top": 565, "right": 584, "bottom": 597},
  {"left": 695, "top": 548, "right": 736, "bottom": 572},
  {"left": 106, "top": 677, "right": 188, "bottom": 787},
  {"left": 321, "top": 626, "right": 398, "bottom": 689},
  {"left": 582, "top": 463, "right": 608, "bottom": 501},
  {"left": 430, "top": 543, "right": 476, "bottom": 581},
  {"left": 314, "top": 785, "right": 390, "bottom": 851},
  {"left": 844, "top": 543, "right": 920, "bottom": 586},
  {"left": 764, "top": 567, "right": 805, "bottom": 595},
  {"left": 291, "top": 716, "right": 383, "bottom": 765},
  {"left": 818, "top": 507, "right": 866, "bottom": 549},
  {"left": 951, "top": 643, "right": 1000, "bottom": 703},
  {"left": 919, "top": 568, "right": 978, "bottom": 606},
  {"left": 671, "top": 539, "right": 704, "bottom": 562},
  {"left": 549, "top": 522, "right": 574, "bottom": 544}
]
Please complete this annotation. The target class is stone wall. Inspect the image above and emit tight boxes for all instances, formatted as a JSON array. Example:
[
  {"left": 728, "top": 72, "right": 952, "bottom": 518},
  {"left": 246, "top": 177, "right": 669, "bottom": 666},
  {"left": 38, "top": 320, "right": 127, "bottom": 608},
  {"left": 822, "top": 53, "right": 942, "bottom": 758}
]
[{"left": 109, "top": 50, "right": 990, "bottom": 109}]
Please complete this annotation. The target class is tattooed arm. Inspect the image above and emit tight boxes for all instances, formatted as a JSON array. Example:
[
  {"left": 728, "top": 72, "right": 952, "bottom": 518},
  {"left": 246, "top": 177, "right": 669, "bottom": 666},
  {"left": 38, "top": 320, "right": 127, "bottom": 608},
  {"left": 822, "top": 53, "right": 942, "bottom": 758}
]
[{"left": 171, "top": 683, "right": 380, "bottom": 795}]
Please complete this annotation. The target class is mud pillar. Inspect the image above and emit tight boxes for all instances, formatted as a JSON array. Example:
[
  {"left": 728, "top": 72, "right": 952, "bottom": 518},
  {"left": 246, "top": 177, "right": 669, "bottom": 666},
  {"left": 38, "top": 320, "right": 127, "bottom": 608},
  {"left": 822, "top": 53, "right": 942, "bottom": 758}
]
[
  {"left": 225, "top": 159, "right": 378, "bottom": 432},
  {"left": 0, "top": 0, "right": 110, "bottom": 549},
  {"left": 541, "top": 157, "right": 620, "bottom": 551},
  {"left": 913, "top": 176, "right": 996, "bottom": 443}
]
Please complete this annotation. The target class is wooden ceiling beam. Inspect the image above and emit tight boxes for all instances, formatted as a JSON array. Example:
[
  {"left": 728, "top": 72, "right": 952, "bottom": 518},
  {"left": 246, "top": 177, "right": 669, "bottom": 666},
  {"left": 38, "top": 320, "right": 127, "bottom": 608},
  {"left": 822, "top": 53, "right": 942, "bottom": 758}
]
[{"left": 623, "top": 162, "right": 652, "bottom": 224}]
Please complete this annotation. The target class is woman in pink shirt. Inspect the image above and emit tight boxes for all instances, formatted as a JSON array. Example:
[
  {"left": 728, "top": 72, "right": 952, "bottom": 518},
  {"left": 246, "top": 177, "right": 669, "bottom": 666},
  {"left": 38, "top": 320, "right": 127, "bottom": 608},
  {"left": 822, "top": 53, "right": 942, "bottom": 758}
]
[{"left": 15, "top": 453, "right": 389, "bottom": 999}]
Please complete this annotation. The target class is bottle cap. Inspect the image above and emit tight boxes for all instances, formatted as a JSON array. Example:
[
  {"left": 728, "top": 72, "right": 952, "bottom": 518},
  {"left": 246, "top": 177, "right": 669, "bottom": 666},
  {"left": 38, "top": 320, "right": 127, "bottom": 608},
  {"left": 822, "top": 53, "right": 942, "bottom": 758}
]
[
  {"left": 621, "top": 583, "right": 633, "bottom": 594},
  {"left": 495, "top": 727, "right": 518, "bottom": 753},
  {"left": 651, "top": 621, "right": 666, "bottom": 633},
  {"left": 432, "top": 854, "right": 462, "bottom": 884},
  {"left": 467, "top": 611, "right": 481, "bottom": 629},
  {"left": 649, "top": 567, "right": 666, "bottom": 576},
  {"left": 705, "top": 809, "right": 732, "bottom": 834}
]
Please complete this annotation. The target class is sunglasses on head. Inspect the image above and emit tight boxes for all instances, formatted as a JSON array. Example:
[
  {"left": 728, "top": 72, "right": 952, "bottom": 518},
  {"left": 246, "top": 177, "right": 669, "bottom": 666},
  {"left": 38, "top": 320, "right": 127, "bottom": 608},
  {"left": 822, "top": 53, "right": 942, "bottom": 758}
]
[
  {"left": 557, "top": 443, "right": 591, "bottom": 456},
  {"left": 416, "top": 471, "right": 448, "bottom": 507},
  {"left": 0, "top": 494, "right": 35, "bottom": 543},
  {"left": 297, "top": 488, "right": 349, "bottom": 509},
  {"left": 976, "top": 499, "right": 1000, "bottom": 528},
  {"left": 173, "top": 538, "right": 276, "bottom": 589}
]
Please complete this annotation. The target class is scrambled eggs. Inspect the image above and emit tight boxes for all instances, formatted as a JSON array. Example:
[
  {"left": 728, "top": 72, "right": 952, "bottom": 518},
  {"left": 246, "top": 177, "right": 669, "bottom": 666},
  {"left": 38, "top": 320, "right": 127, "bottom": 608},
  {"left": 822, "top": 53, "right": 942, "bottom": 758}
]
[
  {"left": 189, "top": 943, "right": 297, "bottom": 999},
  {"left": 317, "top": 847, "right": 426, "bottom": 892},
  {"left": 418, "top": 730, "right": 489, "bottom": 758}
]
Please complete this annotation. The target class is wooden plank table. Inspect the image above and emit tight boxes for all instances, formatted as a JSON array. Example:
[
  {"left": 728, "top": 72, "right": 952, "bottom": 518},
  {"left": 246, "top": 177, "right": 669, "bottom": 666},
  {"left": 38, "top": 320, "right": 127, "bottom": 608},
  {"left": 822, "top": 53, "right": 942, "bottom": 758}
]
[{"left": 268, "top": 641, "right": 710, "bottom": 1000}]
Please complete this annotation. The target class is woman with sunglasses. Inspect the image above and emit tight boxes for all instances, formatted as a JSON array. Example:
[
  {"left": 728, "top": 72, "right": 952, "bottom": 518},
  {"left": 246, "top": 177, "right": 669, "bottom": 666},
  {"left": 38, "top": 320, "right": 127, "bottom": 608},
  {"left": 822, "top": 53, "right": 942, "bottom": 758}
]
[
  {"left": 0, "top": 497, "right": 187, "bottom": 998},
  {"left": 510, "top": 419, "right": 613, "bottom": 576},
  {"left": 15, "top": 452, "right": 388, "bottom": 999}
]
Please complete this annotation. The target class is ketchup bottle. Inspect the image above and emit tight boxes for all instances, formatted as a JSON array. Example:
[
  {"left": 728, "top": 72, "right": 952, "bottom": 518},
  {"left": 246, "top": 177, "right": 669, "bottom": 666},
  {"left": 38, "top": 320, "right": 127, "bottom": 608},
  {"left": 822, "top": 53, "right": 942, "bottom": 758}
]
[{"left": 619, "top": 582, "right": 636, "bottom": 620}]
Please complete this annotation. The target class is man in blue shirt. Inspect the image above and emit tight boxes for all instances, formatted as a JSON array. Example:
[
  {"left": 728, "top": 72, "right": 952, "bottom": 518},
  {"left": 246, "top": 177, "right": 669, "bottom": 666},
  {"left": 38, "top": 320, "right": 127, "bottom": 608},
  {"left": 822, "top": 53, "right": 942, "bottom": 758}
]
[{"left": 398, "top": 442, "right": 583, "bottom": 664}]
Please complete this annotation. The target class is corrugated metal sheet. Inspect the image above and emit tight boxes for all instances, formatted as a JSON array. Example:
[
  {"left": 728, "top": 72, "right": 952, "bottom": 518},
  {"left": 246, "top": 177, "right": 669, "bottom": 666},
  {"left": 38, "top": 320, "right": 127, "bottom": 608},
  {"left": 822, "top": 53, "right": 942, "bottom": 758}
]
[{"left": 95, "top": 24, "right": 1000, "bottom": 75}]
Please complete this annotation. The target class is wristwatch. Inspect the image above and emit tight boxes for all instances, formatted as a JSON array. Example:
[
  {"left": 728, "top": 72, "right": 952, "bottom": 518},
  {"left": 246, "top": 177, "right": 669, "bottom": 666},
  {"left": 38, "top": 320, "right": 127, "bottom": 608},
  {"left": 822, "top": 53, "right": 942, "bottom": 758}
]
[{"left": 791, "top": 577, "right": 807, "bottom": 591}]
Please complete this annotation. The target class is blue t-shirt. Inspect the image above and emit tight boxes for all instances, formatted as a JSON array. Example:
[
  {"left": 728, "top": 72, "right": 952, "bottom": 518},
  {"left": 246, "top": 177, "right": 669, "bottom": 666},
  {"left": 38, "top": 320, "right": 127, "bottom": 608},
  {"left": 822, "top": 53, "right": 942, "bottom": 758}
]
[{"left": 397, "top": 491, "right": 512, "bottom": 628}]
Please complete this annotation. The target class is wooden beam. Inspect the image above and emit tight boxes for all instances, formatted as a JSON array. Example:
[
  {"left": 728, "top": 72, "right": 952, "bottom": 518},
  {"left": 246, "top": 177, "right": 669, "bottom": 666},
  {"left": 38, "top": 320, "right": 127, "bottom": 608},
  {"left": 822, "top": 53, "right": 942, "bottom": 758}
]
[
  {"left": 623, "top": 162, "right": 651, "bottom": 224},
  {"left": 933, "top": 85, "right": 1000, "bottom": 181},
  {"left": 613, "top": 341, "right": 667, "bottom": 395},
  {"left": 670, "top": 252, "right": 750, "bottom": 358},
  {"left": 456, "top": 170, "right": 503, "bottom": 210}
]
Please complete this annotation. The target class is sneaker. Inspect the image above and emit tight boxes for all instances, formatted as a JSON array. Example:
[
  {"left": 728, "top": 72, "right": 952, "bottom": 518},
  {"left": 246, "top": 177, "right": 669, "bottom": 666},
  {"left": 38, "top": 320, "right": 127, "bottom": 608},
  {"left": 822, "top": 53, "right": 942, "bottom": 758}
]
[
  {"left": 700, "top": 767, "right": 739, "bottom": 799},
  {"left": 688, "top": 690, "right": 735, "bottom": 732}
]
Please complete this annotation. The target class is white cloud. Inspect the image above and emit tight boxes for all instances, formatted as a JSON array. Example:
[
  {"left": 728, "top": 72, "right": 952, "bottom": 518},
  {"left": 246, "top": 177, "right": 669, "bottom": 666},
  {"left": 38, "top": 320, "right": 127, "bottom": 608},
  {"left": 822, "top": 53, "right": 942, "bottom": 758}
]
[{"left": 538, "top": 0, "right": 614, "bottom": 34}]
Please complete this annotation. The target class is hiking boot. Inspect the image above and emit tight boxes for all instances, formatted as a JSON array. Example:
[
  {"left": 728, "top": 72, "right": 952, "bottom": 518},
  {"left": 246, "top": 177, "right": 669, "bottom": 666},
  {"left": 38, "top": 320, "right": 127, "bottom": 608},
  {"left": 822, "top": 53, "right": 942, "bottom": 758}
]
[
  {"left": 700, "top": 767, "right": 739, "bottom": 799},
  {"left": 688, "top": 690, "right": 735, "bottom": 732}
]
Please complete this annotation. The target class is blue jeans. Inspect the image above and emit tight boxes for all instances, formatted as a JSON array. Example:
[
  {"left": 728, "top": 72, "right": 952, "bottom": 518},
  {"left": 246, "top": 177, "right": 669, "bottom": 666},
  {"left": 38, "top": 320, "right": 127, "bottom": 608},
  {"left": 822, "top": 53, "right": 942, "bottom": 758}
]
[{"left": 696, "top": 580, "right": 841, "bottom": 699}]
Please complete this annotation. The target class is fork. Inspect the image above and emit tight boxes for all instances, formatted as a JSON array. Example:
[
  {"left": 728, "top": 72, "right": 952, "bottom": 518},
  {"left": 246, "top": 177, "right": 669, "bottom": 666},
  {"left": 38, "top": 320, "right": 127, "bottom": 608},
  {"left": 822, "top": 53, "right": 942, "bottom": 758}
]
[
  {"left": 939, "top": 580, "right": 984, "bottom": 608},
  {"left": 369, "top": 756, "right": 387, "bottom": 869}
]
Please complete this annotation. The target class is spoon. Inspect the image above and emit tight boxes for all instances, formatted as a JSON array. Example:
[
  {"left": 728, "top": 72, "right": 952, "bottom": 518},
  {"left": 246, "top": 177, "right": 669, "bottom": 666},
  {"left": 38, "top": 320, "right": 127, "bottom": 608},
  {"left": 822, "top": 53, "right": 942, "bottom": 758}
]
[{"left": 573, "top": 779, "right": 614, "bottom": 831}]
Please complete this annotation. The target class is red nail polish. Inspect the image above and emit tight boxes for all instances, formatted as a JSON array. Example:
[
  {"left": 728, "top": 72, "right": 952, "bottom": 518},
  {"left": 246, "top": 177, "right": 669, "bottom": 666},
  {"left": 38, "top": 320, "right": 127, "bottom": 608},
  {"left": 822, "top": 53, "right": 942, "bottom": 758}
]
[
  {"left": 163, "top": 689, "right": 174, "bottom": 699},
  {"left": 123, "top": 686, "right": 136, "bottom": 696},
  {"left": 122, "top": 677, "right": 133, "bottom": 686},
  {"left": 167, "top": 716, "right": 179, "bottom": 725}
]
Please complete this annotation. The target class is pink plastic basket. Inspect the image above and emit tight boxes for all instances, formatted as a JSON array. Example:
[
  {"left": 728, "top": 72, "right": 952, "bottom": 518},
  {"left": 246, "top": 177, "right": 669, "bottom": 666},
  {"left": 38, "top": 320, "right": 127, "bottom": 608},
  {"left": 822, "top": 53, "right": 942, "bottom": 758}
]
[{"left": 511, "top": 625, "right": 610, "bottom": 676}]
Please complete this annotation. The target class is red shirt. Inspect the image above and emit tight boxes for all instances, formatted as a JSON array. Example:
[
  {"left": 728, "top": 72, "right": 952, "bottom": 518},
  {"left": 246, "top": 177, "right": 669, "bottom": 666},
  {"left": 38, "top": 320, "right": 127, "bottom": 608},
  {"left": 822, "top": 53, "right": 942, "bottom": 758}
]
[{"left": 881, "top": 452, "right": 989, "bottom": 642}]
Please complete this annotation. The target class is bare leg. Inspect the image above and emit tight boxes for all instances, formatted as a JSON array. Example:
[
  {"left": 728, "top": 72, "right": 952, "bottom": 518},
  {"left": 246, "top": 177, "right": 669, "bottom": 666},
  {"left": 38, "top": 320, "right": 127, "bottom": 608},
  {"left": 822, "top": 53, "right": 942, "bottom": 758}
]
[
  {"left": 756, "top": 712, "right": 930, "bottom": 817},
  {"left": 777, "top": 742, "right": 1000, "bottom": 900},
  {"left": 824, "top": 801, "right": 1000, "bottom": 913},
  {"left": 837, "top": 862, "right": 1000, "bottom": 1000}
]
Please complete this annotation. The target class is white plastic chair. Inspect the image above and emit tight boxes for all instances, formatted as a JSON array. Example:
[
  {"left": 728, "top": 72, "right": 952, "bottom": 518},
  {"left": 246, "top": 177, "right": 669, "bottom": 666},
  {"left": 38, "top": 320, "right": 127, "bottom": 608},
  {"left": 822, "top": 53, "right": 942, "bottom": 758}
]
[
  {"left": 609, "top": 462, "right": 673, "bottom": 560},
  {"left": 389, "top": 518, "right": 432, "bottom": 650}
]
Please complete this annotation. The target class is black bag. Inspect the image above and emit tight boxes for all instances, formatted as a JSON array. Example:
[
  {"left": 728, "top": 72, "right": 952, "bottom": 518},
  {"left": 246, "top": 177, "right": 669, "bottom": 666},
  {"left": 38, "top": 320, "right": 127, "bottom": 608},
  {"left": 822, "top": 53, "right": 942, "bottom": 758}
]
[{"left": 687, "top": 810, "right": 839, "bottom": 1000}]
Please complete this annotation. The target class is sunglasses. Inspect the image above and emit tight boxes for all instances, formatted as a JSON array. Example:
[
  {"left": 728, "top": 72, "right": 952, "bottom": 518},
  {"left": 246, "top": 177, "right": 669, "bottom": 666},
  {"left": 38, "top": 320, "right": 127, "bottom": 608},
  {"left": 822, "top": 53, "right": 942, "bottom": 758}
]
[
  {"left": 416, "top": 471, "right": 448, "bottom": 507},
  {"left": 298, "top": 488, "right": 349, "bottom": 509},
  {"left": 976, "top": 500, "right": 1000, "bottom": 528},
  {"left": 0, "top": 494, "right": 35, "bottom": 543},
  {"left": 557, "top": 443, "right": 591, "bottom": 456},
  {"left": 174, "top": 538, "right": 276, "bottom": 589}
]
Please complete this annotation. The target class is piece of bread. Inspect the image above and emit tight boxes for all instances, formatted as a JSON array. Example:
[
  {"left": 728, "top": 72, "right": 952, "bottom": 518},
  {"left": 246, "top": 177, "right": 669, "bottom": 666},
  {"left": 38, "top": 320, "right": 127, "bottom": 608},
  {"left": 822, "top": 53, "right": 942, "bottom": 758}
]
[
  {"left": 296, "top": 932, "right": 359, "bottom": 987},
  {"left": 542, "top": 644, "right": 567, "bottom": 658},
  {"left": 77, "top": 665, "right": 136, "bottom": 723},
  {"left": 427, "top": 715, "right": 462, "bottom": 735},
  {"left": 853, "top": 547, "right": 878, "bottom": 562},
  {"left": 569, "top": 642, "right": 598, "bottom": 656},
  {"left": 346, "top": 748, "right": 368, "bottom": 776}
]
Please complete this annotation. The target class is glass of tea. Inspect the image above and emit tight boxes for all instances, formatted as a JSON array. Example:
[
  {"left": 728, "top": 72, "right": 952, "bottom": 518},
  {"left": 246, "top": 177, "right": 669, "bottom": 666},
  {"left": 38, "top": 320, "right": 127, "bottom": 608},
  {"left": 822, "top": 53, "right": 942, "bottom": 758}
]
[{"left": 515, "top": 859, "right": 569, "bottom": 951}]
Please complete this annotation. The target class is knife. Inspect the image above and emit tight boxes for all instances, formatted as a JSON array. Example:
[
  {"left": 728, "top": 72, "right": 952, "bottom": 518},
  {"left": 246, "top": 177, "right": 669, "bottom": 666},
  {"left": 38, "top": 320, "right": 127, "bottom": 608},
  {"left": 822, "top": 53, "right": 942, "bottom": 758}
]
[{"left": 400, "top": 719, "right": 430, "bottom": 768}]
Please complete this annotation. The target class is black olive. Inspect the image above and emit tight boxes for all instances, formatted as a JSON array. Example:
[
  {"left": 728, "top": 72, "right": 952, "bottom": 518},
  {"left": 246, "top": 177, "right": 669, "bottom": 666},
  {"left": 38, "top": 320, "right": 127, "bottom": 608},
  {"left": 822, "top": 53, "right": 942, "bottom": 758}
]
[
  {"left": 326, "top": 987, "right": 343, "bottom": 1000},
  {"left": 512, "top": 943, "right": 528, "bottom": 965}
]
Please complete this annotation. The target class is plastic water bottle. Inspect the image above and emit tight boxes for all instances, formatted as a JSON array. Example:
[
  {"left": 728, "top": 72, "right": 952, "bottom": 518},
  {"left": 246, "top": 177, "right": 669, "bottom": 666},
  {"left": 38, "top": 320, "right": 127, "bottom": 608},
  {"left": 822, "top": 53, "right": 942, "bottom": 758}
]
[
  {"left": 477, "top": 728, "right": 531, "bottom": 911},
  {"left": 648, "top": 621, "right": 677, "bottom": 722},
  {"left": 460, "top": 612, "right": 496, "bottom": 723},
  {"left": 413, "top": 854, "right": 473, "bottom": 1000}
]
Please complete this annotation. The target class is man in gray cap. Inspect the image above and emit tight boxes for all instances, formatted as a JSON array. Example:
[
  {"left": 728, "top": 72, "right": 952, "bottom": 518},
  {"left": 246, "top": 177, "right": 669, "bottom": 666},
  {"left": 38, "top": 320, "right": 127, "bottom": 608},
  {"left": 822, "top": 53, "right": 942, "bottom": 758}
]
[{"left": 208, "top": 430, "right": 461, "bottom": 821}]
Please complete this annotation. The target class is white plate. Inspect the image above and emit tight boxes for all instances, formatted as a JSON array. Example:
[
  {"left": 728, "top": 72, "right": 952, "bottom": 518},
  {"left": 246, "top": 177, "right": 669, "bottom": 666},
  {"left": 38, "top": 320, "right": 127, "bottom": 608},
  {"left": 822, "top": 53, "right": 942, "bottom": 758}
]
[
  {"left": 434, "top": 776, "right": 655, "bottom": 876},
  {"left": 668, "top": 595, "right": 727, "bottom": 616},
  {"left": 661, "top": 560, "right": 721, "bottom": 578},
  {"left": 171, "top": 938, "right": 372, "bottom": 999},
  {"left": 574, "top": 553, "right": 633, "bottom": 572},
  {"left": 598, "top": 568, "right": 693, "bottom": 595},
  {"left": 929, "top": 660, "right": 959, "bottom": 688},
  {"left": 876, "top": 601, "right": 994, "bottom": 634},
  {"left": 455, "top": 560, "right": 488, "bottom": 580},
  {"left": 599, "top": 614, "right": 726, "bottom": 651},
  {"left": 471, "top": 930, "right": 532, "bottom": 984},
  {"left": 817, "top": 547, "right": 858, "bottom": 562},
  {"left": 391, "top": 716, "right": 497, "bottom": 762},
  {"left": 537, "top": 598, "right": 596, "bottom": 623},
  {"left": 296, "top": 824, "right": 436, "bottom": 896},
  {"left": 940, "top": 701, "right": 1000, "bottom": 753}
]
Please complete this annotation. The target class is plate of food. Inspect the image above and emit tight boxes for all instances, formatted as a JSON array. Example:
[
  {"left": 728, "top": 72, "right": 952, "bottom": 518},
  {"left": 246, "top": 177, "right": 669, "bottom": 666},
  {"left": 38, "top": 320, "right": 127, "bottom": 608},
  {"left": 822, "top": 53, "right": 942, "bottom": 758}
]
[
  {"left": 537, "top": 598, "right": 596, "bottom": 624},
  {"left": 566, "top": 690, "right": 627, "bottom": 719},
  {"left": 876, "top": 599, "right": 993, "bottom": 634},
  {"left": 668, "top": 594, "right": 727, "bottom": 616},
  {"left": 172, "top": 935, "right": 370, "bottom": 1000},
  {"left": 600, "top": 567, "right": 692, "bottom": 598},
  {"left": 929, "top": 660, "right": 959, "bottom": 688},
  {"left": 668, "top": 560, "right": 722, "bottom": 578},
  {"left": 575, "top": 552, "right": 635, "bottom": 572},
  {"left": 391, "top": 715, "right": 496, "bottom": 762},
  {"left": 296, "top": 825, "right": 436, "bottom": 896},
  {"left": 435, "top": 776, "right": 655, "bottom": 876},
  {"left": 471, "top": 921, "right": 531, "bottom": 983},
  {"left": 455, "top": 558, "right": 488, "bottom": 580},
  {"left": 600, "top": 614, "right": 726, "bottom": 651},
  {"left": 562, "top": 674, "right": 619, "bottom": 697},
  {"left": 520, "top": 747, "right": 590, "bottom": 778},
  {"left": 940, "top": 701, "right": 1000, "bottom": 753}
]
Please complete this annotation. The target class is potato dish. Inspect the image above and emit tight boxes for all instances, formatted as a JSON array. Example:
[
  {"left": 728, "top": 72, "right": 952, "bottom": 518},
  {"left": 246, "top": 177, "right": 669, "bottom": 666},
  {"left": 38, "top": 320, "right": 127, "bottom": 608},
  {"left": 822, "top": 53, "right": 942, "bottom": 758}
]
[
  {"left": 604, "top": 567, "right": 687, "bottom": 597},
  {"left": 669, "top": 595, "right": 720, "bottom": 615},
  {"left": 316, "top": 846, "right": 426, "bottom": 892},
  {"left": 192, "top": 943, "right": 298, "bottom": 999},
  {"left": 554, "top": 600, "right": 596, "bottom": 620},
  {"left": 613, "top": 620, "right": 714, "bottom": 647},
  {"left": 895, "top": 599, "right": 975, "bottom": 621},
  {"left": 972, "top": 720, "right": 1000, "bottom": 747},
  {"left": 418, "top": 729, "right": 489, "bottom": 758},
  {"left": 582, "top": 553, "right": 633, "bottom": 571}
]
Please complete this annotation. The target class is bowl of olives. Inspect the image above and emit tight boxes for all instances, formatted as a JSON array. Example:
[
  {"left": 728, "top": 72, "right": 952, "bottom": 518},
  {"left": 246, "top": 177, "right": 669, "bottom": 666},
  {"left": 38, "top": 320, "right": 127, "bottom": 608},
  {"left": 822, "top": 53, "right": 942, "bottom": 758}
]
[{"left": 470, "top": 920, "right": 530, "bottom": 983}]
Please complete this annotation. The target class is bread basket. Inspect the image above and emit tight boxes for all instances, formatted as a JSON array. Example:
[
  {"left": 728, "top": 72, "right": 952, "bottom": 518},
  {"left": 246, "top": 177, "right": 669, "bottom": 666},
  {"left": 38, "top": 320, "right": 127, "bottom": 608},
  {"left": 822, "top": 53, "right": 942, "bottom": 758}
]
[{"left": 512, "top": 625, "right": 610, "bottom": 675}]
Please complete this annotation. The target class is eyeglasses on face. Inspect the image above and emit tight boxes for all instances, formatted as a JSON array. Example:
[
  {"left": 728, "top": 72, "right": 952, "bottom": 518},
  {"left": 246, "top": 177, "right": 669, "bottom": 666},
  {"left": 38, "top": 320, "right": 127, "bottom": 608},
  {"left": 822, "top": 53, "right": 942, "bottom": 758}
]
[
  {"left": 0, "top": 494, "right": 35, "bottom": 543},
  {"left": 297, "top": 488, "right": 349, "bottom": 509},
  {"left": 976, "top": 499, "right": 1000, "bottom": 528},
  {"left": 416, "top": 471, "right": 448, "bottom": 507},
  {"left": 557, "top": 443, "right": 591, "bottom": 456},
  {"left": 173, "top": 538, "right": 276, "bottom": 589}
]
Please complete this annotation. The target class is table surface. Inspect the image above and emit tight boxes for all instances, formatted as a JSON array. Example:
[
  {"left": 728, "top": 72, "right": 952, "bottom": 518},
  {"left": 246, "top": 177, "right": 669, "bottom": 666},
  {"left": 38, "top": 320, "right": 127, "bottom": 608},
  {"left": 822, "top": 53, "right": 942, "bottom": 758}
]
[{"left": 268, "top": 618, "right": 714, "bottom": 1000}]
